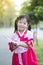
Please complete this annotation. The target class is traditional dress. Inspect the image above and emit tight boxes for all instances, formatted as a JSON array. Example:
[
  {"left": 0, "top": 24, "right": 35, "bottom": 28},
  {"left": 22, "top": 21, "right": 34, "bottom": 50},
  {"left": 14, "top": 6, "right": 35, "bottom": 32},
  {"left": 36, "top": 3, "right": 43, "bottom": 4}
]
[{"left": 8, "top": 30, "right": 38, "bottom": 65}]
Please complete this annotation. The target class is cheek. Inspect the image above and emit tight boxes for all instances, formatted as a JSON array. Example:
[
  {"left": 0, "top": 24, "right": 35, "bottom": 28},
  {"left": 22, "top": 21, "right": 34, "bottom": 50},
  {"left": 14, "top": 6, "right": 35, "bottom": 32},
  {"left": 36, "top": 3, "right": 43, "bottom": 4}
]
[
  {"left": 17, "top": 23, "right": 20, "bottom": 27},
  {"left": 17, "top": 24, "right": 21, "bottom": 28},
  {"left": 17, "top": 22, "right": 28, "bottom": 29}
]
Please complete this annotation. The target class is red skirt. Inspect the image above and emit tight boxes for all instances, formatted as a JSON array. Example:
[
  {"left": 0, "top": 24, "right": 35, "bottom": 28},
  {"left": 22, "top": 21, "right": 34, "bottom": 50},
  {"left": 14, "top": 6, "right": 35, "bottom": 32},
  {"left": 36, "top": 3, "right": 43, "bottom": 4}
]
[{"left": 12, "top": 47, "right": 38, "bottom": 65}]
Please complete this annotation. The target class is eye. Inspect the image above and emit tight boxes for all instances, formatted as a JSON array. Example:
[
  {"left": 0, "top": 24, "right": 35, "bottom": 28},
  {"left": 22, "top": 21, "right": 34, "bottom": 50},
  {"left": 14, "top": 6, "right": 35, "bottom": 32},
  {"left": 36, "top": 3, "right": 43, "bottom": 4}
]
[
  {"left": 24, "top": 22, "right": 26, "bottom": 24},
  {"left": 19, "top": 21, "right": 22, "bottom": 23}
]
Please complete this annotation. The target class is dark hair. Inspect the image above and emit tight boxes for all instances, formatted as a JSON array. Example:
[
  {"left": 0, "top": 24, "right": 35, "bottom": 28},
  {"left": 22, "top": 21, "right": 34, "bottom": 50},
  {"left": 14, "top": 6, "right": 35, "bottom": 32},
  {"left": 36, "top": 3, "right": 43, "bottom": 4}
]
[{"left": 14, "top": 14, "right": 31, "bottom": 32}]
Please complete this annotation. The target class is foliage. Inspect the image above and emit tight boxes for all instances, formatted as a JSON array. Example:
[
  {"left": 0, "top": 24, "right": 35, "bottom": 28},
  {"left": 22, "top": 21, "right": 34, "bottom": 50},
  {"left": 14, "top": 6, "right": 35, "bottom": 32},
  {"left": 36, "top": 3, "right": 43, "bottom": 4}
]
[
  {"left": 20, "top": 0, "right": 43, "bottom": 24},
  {"left": 34, "top": 39, "right": 43, "bottom": 65},
  {"left": 0, "top": 0, "right": 16, "bottom": 27}
]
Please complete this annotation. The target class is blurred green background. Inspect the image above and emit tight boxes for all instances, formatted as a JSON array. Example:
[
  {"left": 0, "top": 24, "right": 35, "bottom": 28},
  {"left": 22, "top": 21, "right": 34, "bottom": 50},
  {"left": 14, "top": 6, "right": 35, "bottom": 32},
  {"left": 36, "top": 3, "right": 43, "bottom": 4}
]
[
  {"left": 0, "top": 0, "right": 43, "bottom": 65},
  {"left": 0, "top": 0, "right": 43, "bottom": 28}
]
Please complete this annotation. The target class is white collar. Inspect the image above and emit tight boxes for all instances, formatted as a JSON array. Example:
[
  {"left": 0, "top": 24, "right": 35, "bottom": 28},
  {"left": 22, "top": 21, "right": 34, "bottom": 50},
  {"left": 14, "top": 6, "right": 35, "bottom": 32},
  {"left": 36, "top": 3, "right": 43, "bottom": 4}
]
[{"left": 18, "top": 29, "right": 27, "bottom": 36}]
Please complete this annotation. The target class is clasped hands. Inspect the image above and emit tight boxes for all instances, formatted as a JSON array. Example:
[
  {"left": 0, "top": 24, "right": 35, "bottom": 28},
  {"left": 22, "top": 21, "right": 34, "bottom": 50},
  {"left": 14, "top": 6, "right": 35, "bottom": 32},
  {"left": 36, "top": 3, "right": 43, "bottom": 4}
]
[{"left": 9, "top": 40, "right": 28, "bottom": 52}]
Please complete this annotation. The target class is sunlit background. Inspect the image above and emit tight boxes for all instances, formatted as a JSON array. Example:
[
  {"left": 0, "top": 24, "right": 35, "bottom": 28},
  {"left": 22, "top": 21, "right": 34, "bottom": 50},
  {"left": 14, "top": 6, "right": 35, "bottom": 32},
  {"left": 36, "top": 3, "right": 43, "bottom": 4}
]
[
  {"left": 11, "top": 0, "right": 25, "bottom": 11},
  {"left": 0, "top": 0, "right": 43, "bottom": 65}
]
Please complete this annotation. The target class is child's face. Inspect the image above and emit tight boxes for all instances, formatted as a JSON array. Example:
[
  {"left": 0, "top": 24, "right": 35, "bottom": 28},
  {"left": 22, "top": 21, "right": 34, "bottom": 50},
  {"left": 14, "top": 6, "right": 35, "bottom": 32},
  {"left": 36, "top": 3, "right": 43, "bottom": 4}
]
[{"left": 17, "top": 18, "right": 28, "bottom": 31}]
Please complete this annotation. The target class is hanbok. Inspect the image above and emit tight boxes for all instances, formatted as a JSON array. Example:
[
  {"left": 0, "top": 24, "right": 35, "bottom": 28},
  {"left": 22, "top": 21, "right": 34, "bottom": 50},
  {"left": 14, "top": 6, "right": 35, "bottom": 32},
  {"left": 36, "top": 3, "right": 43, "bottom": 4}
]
[{"left": 8, "top": 30, "right": 38, "bottom": 65}]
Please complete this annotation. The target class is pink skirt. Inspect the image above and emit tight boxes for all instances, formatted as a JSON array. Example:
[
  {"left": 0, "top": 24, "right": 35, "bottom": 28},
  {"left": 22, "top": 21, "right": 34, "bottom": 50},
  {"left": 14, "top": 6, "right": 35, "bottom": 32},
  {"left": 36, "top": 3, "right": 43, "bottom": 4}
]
[{"left": 12, "top": 47, "right": 38, "bottom": 65}]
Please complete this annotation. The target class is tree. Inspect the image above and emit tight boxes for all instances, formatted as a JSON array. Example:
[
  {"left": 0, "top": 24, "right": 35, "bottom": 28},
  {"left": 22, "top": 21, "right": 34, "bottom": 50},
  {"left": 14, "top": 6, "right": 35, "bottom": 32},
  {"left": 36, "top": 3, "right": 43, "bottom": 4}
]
[
  {"left": 0, "top": 0, "right": 16, "bottom": 27},
  {"left": 20, "top": 0, "right": 43, "bottom": 21}
]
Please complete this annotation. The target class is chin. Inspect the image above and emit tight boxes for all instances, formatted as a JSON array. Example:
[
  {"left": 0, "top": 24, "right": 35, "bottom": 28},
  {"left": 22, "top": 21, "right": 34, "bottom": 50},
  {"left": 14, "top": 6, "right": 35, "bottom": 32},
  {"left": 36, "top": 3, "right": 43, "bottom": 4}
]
[{"left": 19, "top": 28, "right": 24, "bottom": 31}]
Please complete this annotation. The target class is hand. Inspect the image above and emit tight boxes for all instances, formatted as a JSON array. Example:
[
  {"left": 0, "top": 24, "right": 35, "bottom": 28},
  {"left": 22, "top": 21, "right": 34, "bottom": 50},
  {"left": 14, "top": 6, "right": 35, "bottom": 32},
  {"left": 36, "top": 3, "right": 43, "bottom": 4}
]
[
  {"left": 13, "top": 40, "right": 20, "bottom": 46},
  {"left": 17, "top": 41, "right": 28, "bottom": 48},
  {"left": 14, "top": 43, "right": 17, "bottom": 46},
  {"left": 13, "top": 40, "right": 19, "bottom": 46},
  {"left": 13, "top": 44, "right": 18, "bottom": 50},
  {"left": 8, "top": 42, "right": 17, "bottom": 52}
]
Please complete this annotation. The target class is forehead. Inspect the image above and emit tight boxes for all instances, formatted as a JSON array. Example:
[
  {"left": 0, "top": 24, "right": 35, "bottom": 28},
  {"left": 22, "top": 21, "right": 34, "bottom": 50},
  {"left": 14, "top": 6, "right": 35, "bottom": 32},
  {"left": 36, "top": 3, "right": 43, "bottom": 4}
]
[{"left": 18, "top": 18, "right": 27, "bottom": 23}]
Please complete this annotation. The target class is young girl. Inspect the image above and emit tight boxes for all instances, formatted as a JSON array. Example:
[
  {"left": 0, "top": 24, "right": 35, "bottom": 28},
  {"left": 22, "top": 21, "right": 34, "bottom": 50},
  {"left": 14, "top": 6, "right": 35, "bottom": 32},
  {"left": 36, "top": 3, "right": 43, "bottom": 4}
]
[{"left": 8, "top": 14, "right": 38, "bottom": 65}]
